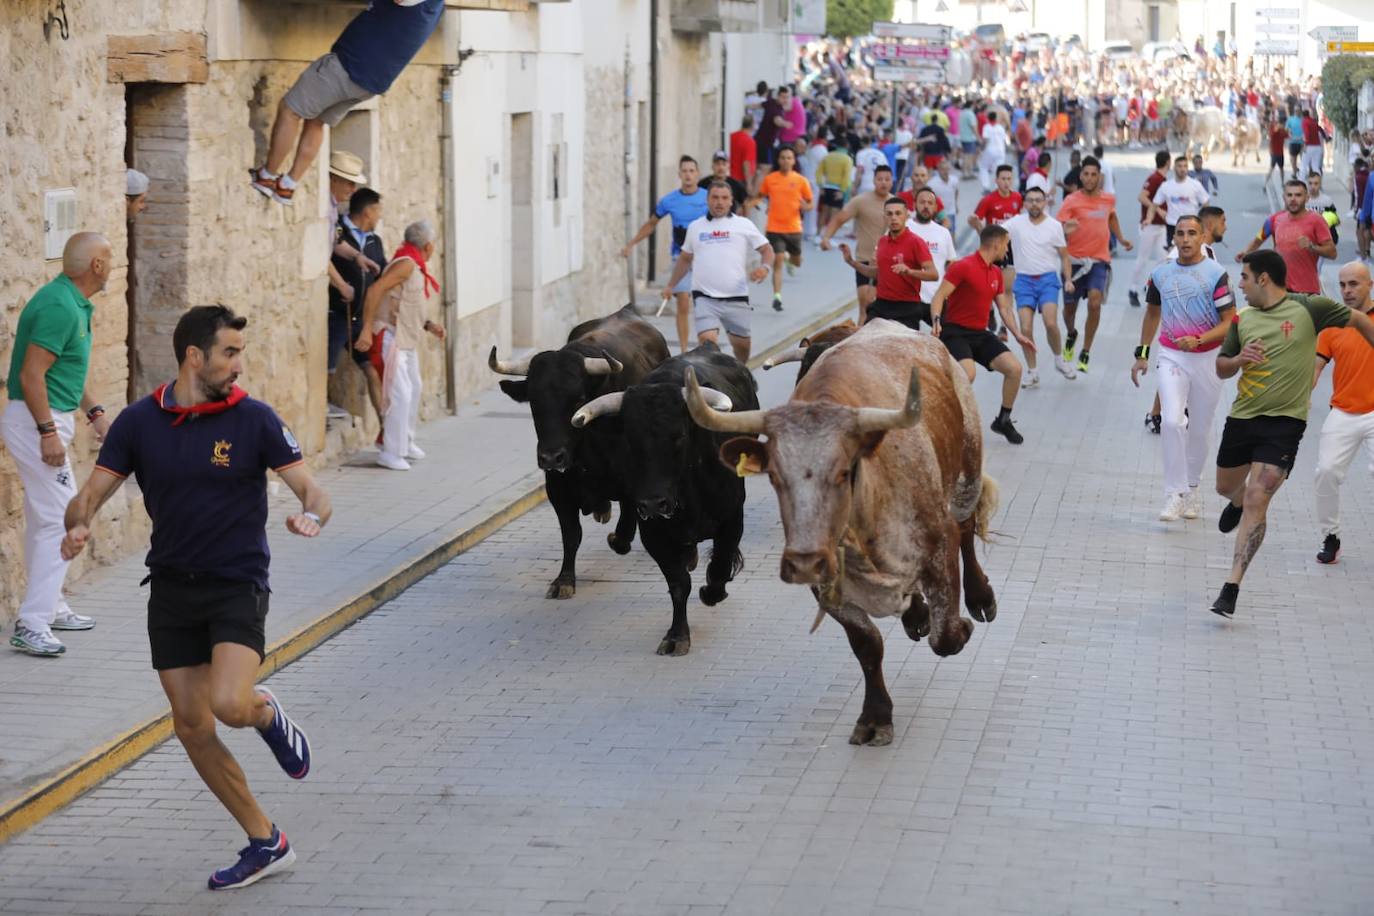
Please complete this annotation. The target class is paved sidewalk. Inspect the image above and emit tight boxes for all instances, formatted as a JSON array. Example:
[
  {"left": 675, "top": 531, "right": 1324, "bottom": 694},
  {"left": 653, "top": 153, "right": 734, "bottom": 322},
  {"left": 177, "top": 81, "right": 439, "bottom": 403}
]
[{"left": 0, "top": 253, "right": 857, "bottom": 833}]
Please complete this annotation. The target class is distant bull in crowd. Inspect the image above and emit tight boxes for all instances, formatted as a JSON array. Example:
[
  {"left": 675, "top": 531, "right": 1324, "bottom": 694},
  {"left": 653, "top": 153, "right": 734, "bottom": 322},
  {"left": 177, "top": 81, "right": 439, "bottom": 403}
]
[
  {"left": 490, "top": 304, "right": 669, "bottom": 599},
  {"left": 572, "top": 343, "right": 756, "bottom": 656},
  {"left": 762, "top": 319, "right": 858, "bottom": 382},
  {"left": 686, "top": 321, "right": 999, "bottom": 746}
]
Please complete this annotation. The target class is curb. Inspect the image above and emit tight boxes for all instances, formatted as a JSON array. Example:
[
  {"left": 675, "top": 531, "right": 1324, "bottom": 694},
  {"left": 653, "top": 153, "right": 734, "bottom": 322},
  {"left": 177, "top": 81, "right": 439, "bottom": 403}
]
[{"left": 0, "top": 293, "right": 856, "bottom": 845}]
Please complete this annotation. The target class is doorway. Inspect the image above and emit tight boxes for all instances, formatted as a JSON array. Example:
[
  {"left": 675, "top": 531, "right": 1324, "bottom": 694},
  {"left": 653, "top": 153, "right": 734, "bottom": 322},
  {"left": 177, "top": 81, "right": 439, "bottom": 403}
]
[{"left": 510, "top": 112, "right": 535, "bottom": 347}]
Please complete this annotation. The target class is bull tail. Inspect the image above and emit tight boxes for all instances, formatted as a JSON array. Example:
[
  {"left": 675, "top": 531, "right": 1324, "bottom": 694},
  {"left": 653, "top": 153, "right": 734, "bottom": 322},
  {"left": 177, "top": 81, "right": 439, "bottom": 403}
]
[
  {"left": 974, "top": 473, "right": 1000, "bottom": 543},
  {"left": 708, "top": 546, "right": 745, "bottom": 581}
]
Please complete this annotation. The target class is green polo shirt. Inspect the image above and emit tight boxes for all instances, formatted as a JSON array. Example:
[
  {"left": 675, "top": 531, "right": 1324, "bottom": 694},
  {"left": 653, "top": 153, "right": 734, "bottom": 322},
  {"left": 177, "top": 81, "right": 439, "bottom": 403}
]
[{"left": 5, "top": 275, "right": 94, "bottom": 413}]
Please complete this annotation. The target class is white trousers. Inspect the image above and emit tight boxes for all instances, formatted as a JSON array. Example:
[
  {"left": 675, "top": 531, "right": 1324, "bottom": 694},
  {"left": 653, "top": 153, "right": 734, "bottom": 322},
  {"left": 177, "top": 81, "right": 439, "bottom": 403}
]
[
  {"left": 1130, "top": 223, "right": 1168, "bottom": 293},
  {"left": 1302, "top": 144, "right": 1323, "bottom": 176},
  {"left": 380, "top": 335, "right": 421, "bottom": 462},
  {"left": 1156, "top": 347, "right": 1223, "bottom": 497},
  {"left": 1, "top": 400, "right": 77, "bottom": 633},
  {"left": 1314, "top": 406, "right": 1374, "bottom": 537},
  {"left": 977, "top": 153, "right": 1000, "bottom": 191}
]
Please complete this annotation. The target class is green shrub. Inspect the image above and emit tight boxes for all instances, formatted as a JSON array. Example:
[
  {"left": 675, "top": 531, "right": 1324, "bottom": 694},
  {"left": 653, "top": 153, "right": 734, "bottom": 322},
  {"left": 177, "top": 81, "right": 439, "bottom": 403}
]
[
  {"left": 826, "top": 0, "right": 894, "bottom": 40},
  {"left": 1321, "top": 55, "right": 1374, "bottom": 136}
]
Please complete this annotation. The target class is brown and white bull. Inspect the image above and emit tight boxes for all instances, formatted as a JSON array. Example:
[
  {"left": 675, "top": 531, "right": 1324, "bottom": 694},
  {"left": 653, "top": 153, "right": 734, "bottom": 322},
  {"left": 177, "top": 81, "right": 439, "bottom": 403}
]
[
  {"left": 1229, "top": 118, "right": 1263, "bottom": 167},
  {"left": 685, "top": 320, "right": 999, "bottom": 746}
]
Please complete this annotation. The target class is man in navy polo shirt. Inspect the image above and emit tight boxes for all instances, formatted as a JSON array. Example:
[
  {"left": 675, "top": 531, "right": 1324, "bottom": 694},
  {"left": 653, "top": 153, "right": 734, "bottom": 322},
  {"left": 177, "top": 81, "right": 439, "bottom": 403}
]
[
  {"left": 61, "top": 305, "right": 332, "bottom": 890},
  {"left": 251, "top": 0, "right": 444, "bottom": 204}
]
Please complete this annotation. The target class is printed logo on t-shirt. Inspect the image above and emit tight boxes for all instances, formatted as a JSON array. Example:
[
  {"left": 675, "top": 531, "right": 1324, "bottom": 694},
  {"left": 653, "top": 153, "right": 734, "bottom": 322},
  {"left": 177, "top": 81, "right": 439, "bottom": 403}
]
[
  {"left": 282, "top": 425, "right": 300, "bottom": 451},
  {"left": 697, "top": 229, "right": 733, "bottom": 243},
  {"left": 212, "top": 440, "right": 233, "bottom": 468},
  {"left": 1280, "top": 320, "right": 1295, "bottom": 339}
]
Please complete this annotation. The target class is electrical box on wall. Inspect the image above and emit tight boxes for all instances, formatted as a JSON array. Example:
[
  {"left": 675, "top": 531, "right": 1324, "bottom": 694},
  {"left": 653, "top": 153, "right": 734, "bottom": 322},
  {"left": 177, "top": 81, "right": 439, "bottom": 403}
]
[
  {"left": 486, "top": 158, "right": 501, "bottom": 198},
  {"left": 44, "top": 188, "right": 78, "bottom": 260}
]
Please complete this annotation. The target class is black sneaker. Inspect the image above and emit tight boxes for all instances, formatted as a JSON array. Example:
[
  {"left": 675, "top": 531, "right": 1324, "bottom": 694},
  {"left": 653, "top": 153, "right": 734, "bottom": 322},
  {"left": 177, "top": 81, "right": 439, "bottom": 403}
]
[
  {"left": 772, "top": 296, "right": 783, "bottom": 312},
  {"left": 1317, "top": 534, "right": 1341, "bottom": 565},
  {"left": 1129, "top": 290, "right": 1141, "bottom": 308},
  {"left": 991, "top": 415, "right": 1024, "bottom": 444},
  {"left": 1146, "top": 413, "right": 1161, "bottom": 435},
  {"left": 1218, "top": 501, "right": 1243, "bottom": 534},
  {"left": 1210, "top": 583, "right": 1239, "bottom": 618}
]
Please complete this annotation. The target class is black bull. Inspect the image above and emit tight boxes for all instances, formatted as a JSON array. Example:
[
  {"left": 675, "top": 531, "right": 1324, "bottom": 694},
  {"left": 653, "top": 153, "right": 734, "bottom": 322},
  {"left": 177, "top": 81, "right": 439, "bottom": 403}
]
[
  {"left": 572, "top": 344, "right": 758, "bottom": 655},
  {"left": 490, "top": 304, "right": 670, "bottom": 599}
]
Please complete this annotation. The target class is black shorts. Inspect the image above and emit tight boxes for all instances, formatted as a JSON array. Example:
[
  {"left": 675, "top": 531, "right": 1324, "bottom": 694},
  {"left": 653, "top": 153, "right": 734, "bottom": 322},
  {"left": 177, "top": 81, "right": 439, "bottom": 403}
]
[
  {"left": 854, "top": 260, "right": 874, "bottom": 288},
  {"left": 1287, "top": 141, "right": 1302, "bottom": 156},
  {"left": 768, "top": 232, "right": 803, "bottom": 257},
  {"left": 939, "top": 323, "right": 1010, "bottom": 370},
  {"left": 147, "top": 573, "right": 269, "bottom": 670},
  {"left": 820, "top": 188, "right": 845, "bottom": 209},
  {"left": 1216, "top": 415, "right": 1307, "bottom": 475},
  {"left": 867, "top": 298, "right": 929, "bottom": 330},
  {"left": 758, "top": 142, "right": 778, "bottom": 166},
  {"left": 995, "top": 247, "right": 1014, "bottom": 269},
  {"left": 1165, "top": 223, "right": 1177, "bottom": 248},
  {"left": 1270, "top": 153, "right": 1285, "bottom": 171}
]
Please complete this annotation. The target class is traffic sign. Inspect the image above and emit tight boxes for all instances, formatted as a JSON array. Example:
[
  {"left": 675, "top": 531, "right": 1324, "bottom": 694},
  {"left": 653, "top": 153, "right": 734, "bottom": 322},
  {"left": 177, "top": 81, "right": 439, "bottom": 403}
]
[
  {"left": 1327, "top": 40, "right": 1374, "bottom": 53},
  {"left": 1253, "top": 7, "right": 1299, "bottom": 18},
  {"left": 1310, "top": 26, "right": 1359, "bottom": 42},
  {"left": 1255, "top": 39, "right": 1300, "bottom": 55},
  {"left": 871, "top": 43, "right": 952, "bottom": 62},
  {"left": 1257, "top": 21, "right": 1300, "bottom": 36},
  {"left": 872, "top": 63, "right": 946, "bottom": 84},
  {"left": 934, "top": 0, "right": 948, "bottom": 10},
  {"left": 872, "top": 21, "right": 950, "bottom": 41}
]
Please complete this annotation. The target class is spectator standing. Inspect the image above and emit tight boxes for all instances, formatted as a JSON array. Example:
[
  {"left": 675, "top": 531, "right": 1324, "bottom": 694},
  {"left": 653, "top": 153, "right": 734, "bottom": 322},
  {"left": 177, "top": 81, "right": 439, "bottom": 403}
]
[
  {"left": 250, "top": 0, "right": 443, "bottom": 204},
  {"left": 1237, "top": 179, "right": 1336, "bottom": 296},
  {"left": 126, "top": 169, "right": 150, "bottom": 221},
  {"left": 323, "top": 151, "right": 376, "bottom": 419},
  {"left": 754, "top": 86, "right": 791, "bottom": 182},
  {"left": 3, "top": 233, "right": 112, "bottom": 656},
  {"left": 777, "top": 86, "right": 807, "bottom": 150},
  {"left": 329, "top": 188, "right": 388, "bottom": 424}
]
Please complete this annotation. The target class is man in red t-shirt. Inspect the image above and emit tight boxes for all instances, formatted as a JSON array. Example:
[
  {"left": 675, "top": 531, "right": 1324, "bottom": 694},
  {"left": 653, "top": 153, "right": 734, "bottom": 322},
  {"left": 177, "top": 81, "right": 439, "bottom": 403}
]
[
  {"left": 1300, "top": 109, "right": 1325, "bottom": 177},
  {"left": 968, "top": 164, "right": 1023, "bottom": 334},
  {"left": 839, "top": 196, "right": 937, "bottom": 330},
  {"left": 1236, "top": 178, "right": 1336, "bottom": 294},
  {"left": 730, "top": 115, "right": 758, "bottom": 191},
  {"left": 1268, "top": 118, "right": 1288, "bottom": 177},
  {"left": 929, "top": 225, "right": 1035, "bottom": 444}
]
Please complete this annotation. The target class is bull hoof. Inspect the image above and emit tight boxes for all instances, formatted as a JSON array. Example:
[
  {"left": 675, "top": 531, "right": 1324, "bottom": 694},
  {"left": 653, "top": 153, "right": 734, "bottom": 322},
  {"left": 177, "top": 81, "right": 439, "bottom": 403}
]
[
  {"left": 545, "top": 579, "right": 575, "bottom": 600},
  {"left": 929, "top": 617, "right": 974, "bottom": 657},
  {"left": 607, "top": 532, "right": 632, "bottom": 555},
  {"left": 656, "top": 634, "right": 691, "bottom": 656},
  {"left": 848, "top": 722, "right": 894, "bottom": 746},
  {"left": 592, "top": 508, "right": 612, "bottom": 524},
  {"left": 902, "top": 600, "right": 931, "bottom": 642},
  {"left": 699, "top": 582, "right": 727, "bottom": 606},
  {"left": 686, "top": 546, "right": 699, "bottom": 572},
  {"left": 966, "top": 587, "right": 998, "bottom": 623}
]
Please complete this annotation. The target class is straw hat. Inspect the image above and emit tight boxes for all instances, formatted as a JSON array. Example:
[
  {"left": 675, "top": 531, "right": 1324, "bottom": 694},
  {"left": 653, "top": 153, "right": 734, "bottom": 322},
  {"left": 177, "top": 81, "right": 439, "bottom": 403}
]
[{"left": 328, "top": 150, "right": 367, "bottom": 185}]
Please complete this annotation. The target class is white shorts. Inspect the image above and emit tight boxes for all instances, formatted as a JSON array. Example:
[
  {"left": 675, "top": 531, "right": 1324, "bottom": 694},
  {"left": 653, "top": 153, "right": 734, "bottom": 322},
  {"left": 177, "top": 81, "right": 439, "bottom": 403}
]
[{"left": 693, "top": 295, "right": 752, "bottom": 339}]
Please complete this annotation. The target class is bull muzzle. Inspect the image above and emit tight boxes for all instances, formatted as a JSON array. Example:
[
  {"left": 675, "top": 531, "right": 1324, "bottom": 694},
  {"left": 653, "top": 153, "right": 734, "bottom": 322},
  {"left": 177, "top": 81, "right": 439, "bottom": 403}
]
[
  {"left": 636, "top": 496, "right": 679, "bottom": 520},
  {"left": 537, "top": 447, "right": 571, "bottom": 472},
  {"left": 780, "top": 548, "right": 837, "bottom": 585}
]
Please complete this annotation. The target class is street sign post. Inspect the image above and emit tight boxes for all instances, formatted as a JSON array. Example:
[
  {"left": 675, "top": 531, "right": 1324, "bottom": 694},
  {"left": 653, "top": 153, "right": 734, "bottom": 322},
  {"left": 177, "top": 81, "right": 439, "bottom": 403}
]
[
  {"left": 1311, "top": 26, "right": 1359, "bottom": 42},
  {"left": 1256, "top": 21, "right": 1301, "bottom": 36},
  {"left": 871, "top": 44, "right": 951, "bottom": 62},
  {"left": 1255, "top": 39, "right": 1300, "bottom": 55},
  {"left": 872, "top": 63, "right": 946, "bottom": 84},
  {"left": 872, "top": 21, "right": 950, "bottom": 41},
  {"left": 1253, "top": 7, "right": 1300, "bottom": 18},
  {"left": 1327, "top": 40, "right": 1374, "bottom": 54}
]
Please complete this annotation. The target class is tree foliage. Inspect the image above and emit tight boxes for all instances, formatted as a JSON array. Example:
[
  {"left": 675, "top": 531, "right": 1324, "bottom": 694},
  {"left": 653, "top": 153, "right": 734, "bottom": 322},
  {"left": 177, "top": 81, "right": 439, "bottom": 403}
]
[
  {"left": 1320, "top": 55, "right": 1374, "bottom": 137},
  {"left": 826, "top": 0, "right": 894, "bottom": 40}
]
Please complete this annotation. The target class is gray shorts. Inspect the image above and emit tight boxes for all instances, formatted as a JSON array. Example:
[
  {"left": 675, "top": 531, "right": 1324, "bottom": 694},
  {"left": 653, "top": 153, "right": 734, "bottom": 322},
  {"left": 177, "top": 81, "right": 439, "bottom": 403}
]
[
  {"left": 693, "top": 295, "right": 752, "bottom": 339},
  {"left": 283, "top": 53, "right": 374, "bottom": 127}
]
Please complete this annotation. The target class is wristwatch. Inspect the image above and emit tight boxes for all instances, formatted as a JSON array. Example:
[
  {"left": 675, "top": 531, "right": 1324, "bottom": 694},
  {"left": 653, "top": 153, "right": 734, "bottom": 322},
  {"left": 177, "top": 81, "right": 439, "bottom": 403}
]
[{"left": 1134, "top": 345, "right": 1150, "bottom": 360}]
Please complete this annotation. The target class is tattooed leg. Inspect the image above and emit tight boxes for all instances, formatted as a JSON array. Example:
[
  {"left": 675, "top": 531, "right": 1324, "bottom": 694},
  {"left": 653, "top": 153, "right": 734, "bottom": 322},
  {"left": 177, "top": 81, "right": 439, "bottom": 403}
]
[{"left": 1228, "top": 462, "right": 1286, "bottom": 585}]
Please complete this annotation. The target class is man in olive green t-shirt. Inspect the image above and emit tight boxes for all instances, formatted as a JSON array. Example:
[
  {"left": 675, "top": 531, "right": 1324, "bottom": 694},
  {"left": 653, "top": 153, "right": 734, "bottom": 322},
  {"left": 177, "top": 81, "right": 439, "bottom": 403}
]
[
  {"left": 2, "top": 232, "right": 113, "bottom": 656},
  {"left": 1209, "top": 250, "right": 1374, "bottom": 619}
]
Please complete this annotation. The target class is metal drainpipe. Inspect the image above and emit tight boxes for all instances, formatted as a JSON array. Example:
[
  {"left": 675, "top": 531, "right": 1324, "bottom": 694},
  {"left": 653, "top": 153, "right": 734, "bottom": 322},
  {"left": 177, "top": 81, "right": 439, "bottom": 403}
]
[
  {"left": 624, "top": 44, "right": 636, "bottom": 306},
  {"left": 648, "top": 0, "right": 660, "bottom": 284},
  {"left": 440, "top": 66, "right": 460, "bottom": 414}
]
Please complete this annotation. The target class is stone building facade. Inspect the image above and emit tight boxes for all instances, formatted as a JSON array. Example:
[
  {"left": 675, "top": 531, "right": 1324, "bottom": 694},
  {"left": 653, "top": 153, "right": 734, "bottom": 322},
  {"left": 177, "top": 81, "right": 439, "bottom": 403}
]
[{"left": 0, "top": 0, "right": 731, "bottom": 621}]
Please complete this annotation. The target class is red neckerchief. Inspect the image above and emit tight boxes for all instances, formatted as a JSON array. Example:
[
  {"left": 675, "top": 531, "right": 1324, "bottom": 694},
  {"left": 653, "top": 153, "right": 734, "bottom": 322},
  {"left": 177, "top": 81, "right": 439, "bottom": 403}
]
[
  {"left": 393, "top": 242, "right": 440, "bottom": 298},
  {"left": 153, "top": 382, "right": 248, "bottom": 426}
]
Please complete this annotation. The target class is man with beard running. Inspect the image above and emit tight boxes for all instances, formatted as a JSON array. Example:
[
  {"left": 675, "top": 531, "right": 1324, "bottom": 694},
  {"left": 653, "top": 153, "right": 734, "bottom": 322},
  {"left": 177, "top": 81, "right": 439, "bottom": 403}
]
[
  {"left": 1003, "top": 186, "right": 1076, "bottom": 385},
  {"left": 839, "top": 196, "right": 938, "bottom": 330},
  {"left": 60, "top": 305, "right": 332, "bottom": 889},
  {"left": 1131, "top": 215, "right": 1236, "bottom": 522},
  {"left": 968, "top": 164, "right": 1023, "bottom": 338},
  {"left": 1057, "top": 156, "right": 1132, "bottom": 373},
  {"left": 756, "top": 146, "right": 813, "bottom": 312},
  {"left": 622, "top": 155, "right": 708, "bottom": 351},
  {"left": 905, "top": 187, "right": 956, "bottom": 305},
  {"left": 1208, "top": 251, "right": 1374, "bottom": 618},
  {"left": 821, "top": 163, "right": 894, "bottom": 322}
]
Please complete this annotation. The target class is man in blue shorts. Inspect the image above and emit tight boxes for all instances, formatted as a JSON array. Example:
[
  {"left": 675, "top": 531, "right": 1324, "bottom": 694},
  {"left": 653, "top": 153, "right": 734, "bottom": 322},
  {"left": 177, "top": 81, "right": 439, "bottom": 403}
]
[
  {"left": 1003, "top": 187, "right": 1077, "bottom": 383},
  {"left": 622, "top": 155, "right": 708, "bottom": 351},
  {"left": 61, "top": 305, "right": 332, "bottom": 890}
]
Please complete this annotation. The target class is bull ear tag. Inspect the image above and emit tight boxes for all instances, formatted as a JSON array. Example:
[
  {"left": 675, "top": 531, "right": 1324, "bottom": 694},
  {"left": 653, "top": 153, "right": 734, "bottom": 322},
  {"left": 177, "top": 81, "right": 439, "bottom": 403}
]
[{"left": 736, "top": 452, "right": 755, "bottom": 477}]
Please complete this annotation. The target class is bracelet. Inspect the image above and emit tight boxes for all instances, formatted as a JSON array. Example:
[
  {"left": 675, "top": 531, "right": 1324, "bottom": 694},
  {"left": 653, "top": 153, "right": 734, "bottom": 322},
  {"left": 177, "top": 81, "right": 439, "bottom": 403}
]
[
  {"left": 86, "top": 405, "right": 105, "bottom": 420},
  {"left": 35, "top": 420, "right": 56, "bottom": 434},
  {"left": 302, "top": 511, "right": 322, "bottom": 526},
  {"left": 1134, "top": 345, "right": 1150, "bottom": 360},
  {"left": 39, "top": 431, "right": 58, "bottom": 440}
]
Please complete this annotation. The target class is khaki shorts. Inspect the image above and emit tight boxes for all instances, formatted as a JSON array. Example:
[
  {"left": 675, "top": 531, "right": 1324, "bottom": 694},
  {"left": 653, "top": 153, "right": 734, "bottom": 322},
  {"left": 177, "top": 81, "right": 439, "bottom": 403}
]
[
  {"left": 693, "top": 294, "right": 752, "bottom": 339},
  {"left": 283, "top": 53, "right": 374, "bottom": 127}
]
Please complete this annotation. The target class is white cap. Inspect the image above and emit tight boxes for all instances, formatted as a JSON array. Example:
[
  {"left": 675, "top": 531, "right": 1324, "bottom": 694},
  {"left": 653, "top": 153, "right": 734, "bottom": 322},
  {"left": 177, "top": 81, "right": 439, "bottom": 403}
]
[{"left": 126, "top": 168, "right": 149, "bottom": 196}]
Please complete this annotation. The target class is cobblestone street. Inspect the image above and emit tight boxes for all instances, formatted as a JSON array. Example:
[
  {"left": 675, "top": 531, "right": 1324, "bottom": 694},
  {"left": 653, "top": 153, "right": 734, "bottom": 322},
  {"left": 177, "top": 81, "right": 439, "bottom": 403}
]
[{"left": 2, "top": 155, "right": 1372, "bottom": 915}]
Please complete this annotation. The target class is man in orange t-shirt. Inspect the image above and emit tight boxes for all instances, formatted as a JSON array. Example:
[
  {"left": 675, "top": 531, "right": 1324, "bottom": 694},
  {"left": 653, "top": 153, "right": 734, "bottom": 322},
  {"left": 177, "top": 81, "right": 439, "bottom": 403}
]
[
  {"left": 1312, "top": 261, "right": 1374, "bottom": 564},
  {"left": 1055, "top": 156, "right": 1131, "bottom": 373},
  {"left": 756, "top": 145, "right": 813, "bottom": 311}
]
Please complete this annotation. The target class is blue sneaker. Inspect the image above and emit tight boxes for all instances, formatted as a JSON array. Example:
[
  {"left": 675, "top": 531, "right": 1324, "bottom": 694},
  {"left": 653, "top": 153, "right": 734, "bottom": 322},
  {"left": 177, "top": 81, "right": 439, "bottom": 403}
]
[
  {"left": 208, "top": 826, "right": 295, "bottom": 890},
  {"left": 255, "top": 687, "right": 311, "bottom": 779}
]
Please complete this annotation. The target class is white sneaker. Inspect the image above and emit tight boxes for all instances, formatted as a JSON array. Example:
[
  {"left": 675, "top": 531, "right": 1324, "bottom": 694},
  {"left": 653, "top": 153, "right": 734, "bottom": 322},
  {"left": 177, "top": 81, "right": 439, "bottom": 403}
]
[
  {"left": 376, "top": 453, "right": 411, "bottom": 471},
  {"left": 1159, "top": 493, "right": 1186, "bottom": 522},
  {"left": 1020, "top": 370, "right": 1040, "bottom": 389},
  {"left": 1055, "top": 357, "right": 1077, "bottom": 379},
  {"left": 10, "top": 624, "right": 65, "bottom": 657},
  {"left": 405, "top": 445, "right": 426, "bottom": 461},
  {"left": 51, "top": 608, "right": 96, "bottom": 631},
  {"left": 1182, "top": 488, "right": 1202, "bottom": 520}
]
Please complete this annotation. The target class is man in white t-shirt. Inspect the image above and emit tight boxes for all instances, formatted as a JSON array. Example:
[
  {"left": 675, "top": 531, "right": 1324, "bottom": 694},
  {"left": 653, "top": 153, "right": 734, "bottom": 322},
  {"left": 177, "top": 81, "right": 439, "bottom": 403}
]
[
  {"left": 979, "top": 110, "right": 1010, "bottom": 191},
  {"left": 1147, "top": 154, "right": 1210, "bottom": 248},
  {"left": 854, "top": 142, "right": 888, "bottom": 195},
  {"left": 893, "top": 123, "right": 914, "bottom": 190},
  {"left": 1004, "top": 185, "right": 1076, "bottom": 384},
  {"left": 1092, "top": 145, "right": 1115, "bottom": 195},
  {"left": 661, "top": 179, "right": 774, "bottom": 362},
  {"left": 906, "top": 187, "right": 956, "bottom": 301},
  {"left": 927, "top": 156, "right": 960, "bottom": 231}
]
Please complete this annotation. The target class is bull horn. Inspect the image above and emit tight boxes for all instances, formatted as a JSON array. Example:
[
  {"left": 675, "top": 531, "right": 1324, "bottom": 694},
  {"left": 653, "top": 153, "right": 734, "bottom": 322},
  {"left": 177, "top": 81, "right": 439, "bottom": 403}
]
[
  {"left": 570, "top": 392, "right": 624, "bottom": 428},
  {"left": 762, "top": 349, "right": 805, "bottom": 370},
  {"left": 488, "top": 346, "right": 533, "bottom": 377},
  {"left": 853, "top": 367, "right": 923, "bottom": 433},
  {"left": 683, "top": 367, "right": 765, "bottom": 434},
  {"left": 682, "top": 387, "right": 733, "bottom": 412},
  {"left": 583, "top": 354, "right": 624, "bottom": 376}
]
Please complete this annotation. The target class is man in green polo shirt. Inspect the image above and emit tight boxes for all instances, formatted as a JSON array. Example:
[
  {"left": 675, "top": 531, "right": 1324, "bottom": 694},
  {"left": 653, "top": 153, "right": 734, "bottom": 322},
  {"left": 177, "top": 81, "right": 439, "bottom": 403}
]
[
  {"left": 3, "top": 232, "right": 114, "bottom": 656},
  {"left": 1209, "top": 249, "right": 1374, "bottom": 619}
]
